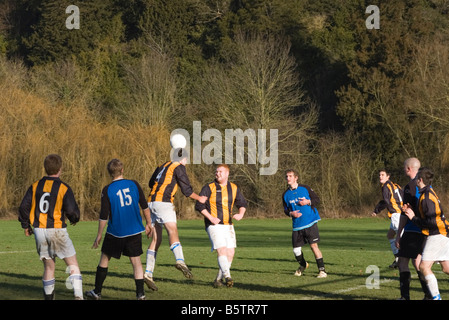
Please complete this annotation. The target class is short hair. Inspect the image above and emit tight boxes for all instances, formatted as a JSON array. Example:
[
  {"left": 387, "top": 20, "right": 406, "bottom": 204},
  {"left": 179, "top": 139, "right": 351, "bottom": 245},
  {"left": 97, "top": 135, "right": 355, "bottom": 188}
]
[
  {"left": 379, "top": 169, "right": 391, "bottom": 176},
  {"left": 107, "top": 159, "right": 123, "bottom": 178},
  {"left": 44, "top": 154, "right": 62, "bottom": 175},
  {"left": 285, "top": 169, "right": 299, "bottom": 177},
  {"left": 217, "top": 164, "right": 230, "bottom": 171},
  {"left": 417, "top": 167, "right": 434, "bottom": 186}
]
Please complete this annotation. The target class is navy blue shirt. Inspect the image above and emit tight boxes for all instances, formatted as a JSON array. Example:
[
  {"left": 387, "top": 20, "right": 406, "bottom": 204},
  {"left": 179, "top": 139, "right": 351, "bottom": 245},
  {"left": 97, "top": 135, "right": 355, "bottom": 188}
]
[{"left": 100, "top": 179, "right": 148, "bottom": 238}]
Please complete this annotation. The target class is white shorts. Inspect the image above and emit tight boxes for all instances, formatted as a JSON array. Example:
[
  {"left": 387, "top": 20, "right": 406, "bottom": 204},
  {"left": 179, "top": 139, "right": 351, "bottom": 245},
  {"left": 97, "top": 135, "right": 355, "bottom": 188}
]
[
  {"left": 422, "top": 234, "right": 449, "bottom": 261},
  {"left": 390, "top": 212, "right": 401, "bottom": 232},
  {"left": 34, "top": 228, "right": 76, "bottom": 260},
  {"left": 149, "top": 201, "right": 177, "bottom": 225},
  {"left": 207, "top": 224, "right": 236, "bottom": 251}
]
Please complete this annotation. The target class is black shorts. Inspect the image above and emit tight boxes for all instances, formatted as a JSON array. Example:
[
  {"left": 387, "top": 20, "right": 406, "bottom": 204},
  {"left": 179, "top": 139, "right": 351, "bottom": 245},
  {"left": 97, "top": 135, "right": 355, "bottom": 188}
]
[
  {"left": 101, "top": 233, "right": 143, "bottom": 259},
  {"left": 292, "top": 223, "right": 320, "bottom": 248},
  {"left": 397, "top": 232, "right": 426, "bottom": 259}
]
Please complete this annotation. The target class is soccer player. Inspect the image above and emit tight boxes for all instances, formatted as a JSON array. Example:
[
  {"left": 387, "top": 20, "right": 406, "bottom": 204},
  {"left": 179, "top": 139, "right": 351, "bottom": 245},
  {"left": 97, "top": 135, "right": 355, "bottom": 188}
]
[
  {"left": 144, "top": 148, "right": 207, "bottom": 291},
  {"left": 282, "top": 169, "right": 327, "bottom": 278},
  {"left": 404, "top": 167, "right": 449, "bottom": 300},
  {"left": 195, "top": 164, "right": 247, "bottom": 288},
  {"left": 85, "top": 159, "right": 153, "bottom": 300},
  {"left": 18, "top": 154, "right": 83, "bottom": 300},
  {"left": 395, "top": 157, "right": 431, "bottom": 300},
  {"left": 371, "top": 169, "right": 403, "bottom": 268}
]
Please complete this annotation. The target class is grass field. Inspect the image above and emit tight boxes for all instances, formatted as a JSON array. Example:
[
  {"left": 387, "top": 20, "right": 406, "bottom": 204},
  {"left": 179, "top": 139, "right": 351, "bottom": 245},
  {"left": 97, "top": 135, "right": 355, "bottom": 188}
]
[{"left": 1, "top": 217, "right": 448, "bottom": 301}]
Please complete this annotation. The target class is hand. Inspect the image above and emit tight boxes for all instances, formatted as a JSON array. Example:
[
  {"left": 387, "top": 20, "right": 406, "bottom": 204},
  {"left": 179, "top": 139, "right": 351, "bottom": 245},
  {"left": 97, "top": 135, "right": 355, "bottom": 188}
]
[
  {"left": 298, "top": 197, "right": 311, "bottom": 206},
  {"left": 209, "top": 216, "right": 221, "bottom": 225},
  {"left": 145, "top": 224, "right": 155, "bottom": 238},
  {"left": 198, "top": 196, "right": 208, "bottom": 204},
  {"left": 290, "top": 210, "right": 302, "bottom": 218},
  {"left": 24, "top": 227, "right": 33, "bottom": 237},
  {"left": 92, "top": 235, "right": 102, "bottom": 249},
  {"left": 404, "top": 207, "right": 415, "bottom": 220},
  {"left": 370, "top": 212, "right": 377, "bottom": 217},
  {"left": 233, "top": 213, "right": 244, "bottom": 221}
]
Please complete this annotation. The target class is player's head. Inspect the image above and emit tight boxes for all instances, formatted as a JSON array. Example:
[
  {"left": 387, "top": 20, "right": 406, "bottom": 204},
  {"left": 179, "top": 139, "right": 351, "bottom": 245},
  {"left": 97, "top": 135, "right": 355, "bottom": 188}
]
[
  {"left": 107, "top": 159, "right": 124, "bottom": 178},
  {"left": 285, "top": 169, "right": 299, "bottom": 186},
  {"left": 215, "top": 164, "right": 230, "bottom": 184},
  {"left": 171, "top": 148, "right": 189, "bottom": 164},
  {"left": 44, "top": 154, "right": 62, "bottom": 176},
  {"left": 379, "top": 169, "right": 390, "bottom": 184},
  {"left": 416, "top": 167, "right": 433, "bottom": 187},
  {"left": 404, "top": 157, "right": 421, "bottom": 178}
]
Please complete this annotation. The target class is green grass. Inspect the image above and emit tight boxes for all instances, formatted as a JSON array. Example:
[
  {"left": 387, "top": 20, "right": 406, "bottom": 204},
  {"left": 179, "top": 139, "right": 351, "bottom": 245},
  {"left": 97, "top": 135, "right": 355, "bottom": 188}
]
[{"left": 1, "top": 217, "right": 448, "bottom": 300}]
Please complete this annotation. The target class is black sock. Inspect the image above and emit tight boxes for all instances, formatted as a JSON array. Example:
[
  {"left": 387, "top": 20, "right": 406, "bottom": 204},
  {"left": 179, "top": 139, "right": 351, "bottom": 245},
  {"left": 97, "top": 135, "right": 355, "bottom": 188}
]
[
  {"left": 295, "top": 253, "right": 307, "bottom": 268},
  {"left": 316, "top": 258, "right": 325, "bottom": 271},
  {"left": 399, "top": 271, "right": 411, "bottom": 300},
  {"left": 95, "top": 266, "right": 108, "bottom": 294},
  {"left": 135, "top": 279, "right": 144, "bottom": 297},
  {"left": 417, "top": 271, "right": 432, "bottom": 299}
]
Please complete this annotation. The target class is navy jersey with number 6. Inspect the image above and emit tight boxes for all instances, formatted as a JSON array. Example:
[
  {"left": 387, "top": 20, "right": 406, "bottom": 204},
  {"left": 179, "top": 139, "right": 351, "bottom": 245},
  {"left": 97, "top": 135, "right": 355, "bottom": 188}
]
[{"left": 100, "top": 179, "right": 149, "bottom": 238}]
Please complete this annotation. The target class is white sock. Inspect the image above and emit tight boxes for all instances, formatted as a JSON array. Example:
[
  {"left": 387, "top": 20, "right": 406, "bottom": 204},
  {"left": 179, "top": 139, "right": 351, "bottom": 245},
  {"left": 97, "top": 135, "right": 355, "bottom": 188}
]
[
  {"left": 425, "top": 273, "right": 440, "bottom": 299},
  {"left": 218, "top": 255, "right": 230, "bottom": 278},
  {"left": 70, "top": 274, "right": 83, "bottom": 298},
  {"left": 43, "top": 278, "right": 55, "bottom": 295},
  {"left": 145, "top": 249, "right": 157, "bottom": 275},
  {"left": 170, "top": 242, "right": 185, "bottom": 263}
]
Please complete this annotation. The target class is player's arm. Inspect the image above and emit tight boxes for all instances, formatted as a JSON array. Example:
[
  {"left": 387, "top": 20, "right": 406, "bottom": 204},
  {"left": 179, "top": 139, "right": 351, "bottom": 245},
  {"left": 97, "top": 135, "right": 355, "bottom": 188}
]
[
  {"left": 176, "top": 166, "right": 207, "bottom": 203},
  {"left": 134, "top": 180, "right": 154, "bottom": 238},
  {"left": 18, "top": 186, "right": 33, "bottom": 235},
  {"left": 93, "top": 186, "right": 110, "bottom": 248},
  {"left": 233, "top": 186, "right": 247, "bottom": 221},
  {"left": 63, "top": 186, "right": 81, "bottom": 225}
]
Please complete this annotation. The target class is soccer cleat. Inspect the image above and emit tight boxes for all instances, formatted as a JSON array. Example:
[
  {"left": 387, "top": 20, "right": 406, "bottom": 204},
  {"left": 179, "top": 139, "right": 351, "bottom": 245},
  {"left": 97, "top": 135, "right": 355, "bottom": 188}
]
[
  {"left": 317, "top": 270, "right": 327, "bottom": 278},
  {"left": 144, "top": 273, "right": 158, "bottom": 291},
  {"left": 137, "top": 294, "right": 146, "bottom": 300},
  {"left": 85, "top": 289, "right": 101, "bottom": 300},
  {"left": 175, "top": 261, "right": 193, "bottom": 279},
  {"left": 213, "top": 279, "right": 224, "bottom": 288},
  {"left": 294, "top": 262, "right": 309, "bottom": 276},
  {"left": 225, "top": 277, "right": 234, "bottom": 288},
  {"left": 389, "top": 260, "right": 398, "bottom": 269}
]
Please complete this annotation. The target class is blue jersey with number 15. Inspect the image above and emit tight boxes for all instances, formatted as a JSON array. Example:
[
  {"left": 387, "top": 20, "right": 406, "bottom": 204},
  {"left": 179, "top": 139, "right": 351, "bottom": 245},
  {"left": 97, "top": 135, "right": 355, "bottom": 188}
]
[{"left": 100, "top": 179, "right": 149, "bottom": 238}]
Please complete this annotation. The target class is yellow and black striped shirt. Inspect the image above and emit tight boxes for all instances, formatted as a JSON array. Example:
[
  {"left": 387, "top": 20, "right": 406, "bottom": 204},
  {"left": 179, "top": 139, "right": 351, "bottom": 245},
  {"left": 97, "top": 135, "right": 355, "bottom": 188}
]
[
  {"left": 373, "top": 180, "right": 403, "bottom": 218},
  {"left": 148, "top": 161, "right": 193, "bottom": 203},
  {"left": 18, "top": 177, "right": 80, "bottom": 229},
  {"left": 195, "top": 181, "right": 247, "bottom": 228},
  {"left": 412, "top": 185, "right": 449, "bottom": 236}
]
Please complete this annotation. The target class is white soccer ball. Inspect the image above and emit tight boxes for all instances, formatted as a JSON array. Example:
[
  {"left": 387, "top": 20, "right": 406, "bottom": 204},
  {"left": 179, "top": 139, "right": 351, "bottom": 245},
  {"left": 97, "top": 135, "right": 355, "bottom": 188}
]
[{"left": 170, "top": 133, "right": 187, "bottom": 149}]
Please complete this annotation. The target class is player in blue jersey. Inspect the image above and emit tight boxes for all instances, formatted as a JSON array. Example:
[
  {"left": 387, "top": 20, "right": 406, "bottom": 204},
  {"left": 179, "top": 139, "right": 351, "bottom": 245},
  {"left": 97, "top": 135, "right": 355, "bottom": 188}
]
[
  {"left": 85, "top": 159, "right": 153, "bottom": 300},
  {"left": 396, "top": 157, "right": 432, "bottom": 300},
  {"left": 282, "top": 169, "right": 327, "bottom": 278}
]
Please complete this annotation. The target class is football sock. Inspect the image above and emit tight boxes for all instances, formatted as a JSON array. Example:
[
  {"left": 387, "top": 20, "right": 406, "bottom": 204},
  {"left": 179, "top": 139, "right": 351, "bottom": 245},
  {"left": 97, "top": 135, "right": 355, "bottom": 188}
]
[
  {"left": 145, "top": 249, "right": 157, "bottom": 275},
  {"left": 218, "top": 255, "right": 231, "bottom": 278},
  {"left": 316, "top": 258, "right": 325, "bottom": 272},
  {"left": 43, "top": 278, "right": 55, "bottom": 299},
  {"left": 170, "top": 242, "right": 185, "bottom": 263},
  {"left": 94, "top": 266, "right": 108, "bottom": 294},
  {"left": 295, "top": 253, "right": 307, "bottom": 268},
  {"left": 417, "top": 271, "right": 432, "bottom": 299},
  {"left": 69, "top": 273, "right": 83, "bottom": 298},
  {"left": 399, "top": 271, "right": 411, "bottom": 300},
  {"left": 135, "top": 278, "right": 144, "bottom": 297},
  {"left": 425, "top": 273, "right": 440, "bottom": 299}
]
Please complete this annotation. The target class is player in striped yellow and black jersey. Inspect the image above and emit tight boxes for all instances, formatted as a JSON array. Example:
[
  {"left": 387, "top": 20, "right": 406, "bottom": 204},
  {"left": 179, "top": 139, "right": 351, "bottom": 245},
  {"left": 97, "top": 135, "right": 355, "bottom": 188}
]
[
  {"left": 195, "top": 164, "right": 247, "bottom": 287},
  {"left": 18, "top": 154, "right": 83, "bottom": 300},
  {"left": 404, "top": 167, "right": 449, "bottom": 300}
]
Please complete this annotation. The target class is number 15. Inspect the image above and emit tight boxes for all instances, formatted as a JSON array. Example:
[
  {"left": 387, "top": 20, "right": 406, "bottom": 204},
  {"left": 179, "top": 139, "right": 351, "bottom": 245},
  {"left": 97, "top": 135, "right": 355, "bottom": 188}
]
[{"left": 116, "top": 188, "right": 132, "bottom": 207}]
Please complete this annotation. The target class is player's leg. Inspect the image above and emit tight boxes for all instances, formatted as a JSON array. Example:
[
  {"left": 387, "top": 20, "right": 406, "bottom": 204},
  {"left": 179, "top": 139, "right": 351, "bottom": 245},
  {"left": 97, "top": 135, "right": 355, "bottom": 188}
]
[
  {"left": 42, "top": 258, "right": 56, "bottom": 300},
  {"left": 145, "top": 222, "right": 162, "bottom": 284},
  {"left": 165, "top": 222, "right": 192, "bottom": 278},
  {"left": 292, "top": 230, "right": 308, "bottom": 276},
  {"left": 388, "top": 213, "right": 400, "bottom": 268},
  {"left": 63, "top": 254, "right": 83, "bottom": 300},
  {"left": 310, "top": 243, "right": 327, "bottom": 278},
  {"left": 421, "top": 260, "right": 440, "bottom": 300},
  {"left": 129, "top": 256, "right": 145, "bottom": 300}
]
